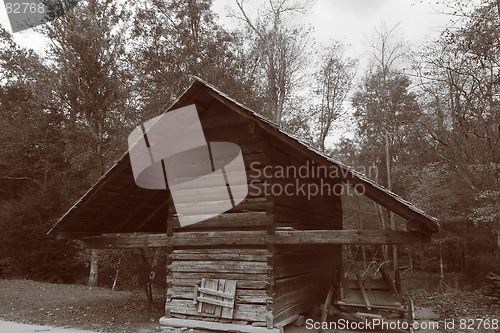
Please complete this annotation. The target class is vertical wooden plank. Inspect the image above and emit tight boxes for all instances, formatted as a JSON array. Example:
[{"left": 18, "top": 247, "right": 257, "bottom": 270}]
[
  {"left": 364, "top": 276, "right": 376, "bottom": 307},
  {"left": 193, "top": 285, "right": 199, "bottom": 305},
  {"left": 222, "top": 280, "right": 237, "bottom": 319},
  {"left": 206, "top": 279, "right": 217, "bottom": 315},
  {"left": 214, "top": 279, "right": 225, "bottom": 317},
  {"left": 203, "top": 279, "right": 213, "bottom": 315},
  {"left": 265, "top": 308, "right": 274, "bottom": 329},
  {"left": 198, "top": 278, "right": 206, "bottom": 313}
]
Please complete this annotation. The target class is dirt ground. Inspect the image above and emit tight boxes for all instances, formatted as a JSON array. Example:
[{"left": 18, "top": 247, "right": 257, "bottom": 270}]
[
  {"left": 0, "top": 279, "right": 164, "bottom": 333},
  {"left": 1, "top": 279, "right": 498, "bottom": 333}
]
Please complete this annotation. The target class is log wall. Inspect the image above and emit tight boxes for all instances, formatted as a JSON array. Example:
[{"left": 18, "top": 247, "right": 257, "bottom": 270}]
[{"left": 166, "top": 247, "right": 272, "bottom": 324}]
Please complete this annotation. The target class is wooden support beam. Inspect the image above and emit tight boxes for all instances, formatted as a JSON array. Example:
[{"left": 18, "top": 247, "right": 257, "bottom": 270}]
[
  {"left": 57, "top": 231, "right": 102, "bottom": 239},
  {"left": 273, "top": 230, "right": 426, "bottom": 245},
  {"left": 356, "top": 274, "right": 372, "bottom": 310},
  {"left": 79, "top": 229, "right": 429, "bottom": 249},
  {"left": 81, "top": 233, "right": 170, "bottom": 248},
  {"left": 380, "top": 267, "right": 400, "bottom": 299},
  {"left": 169, "top": 230, "right": 426, "bottom": 246}
]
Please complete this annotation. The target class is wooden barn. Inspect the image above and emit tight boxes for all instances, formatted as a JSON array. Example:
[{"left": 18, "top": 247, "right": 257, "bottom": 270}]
[{"left": 48, "top": 78, "right": 439, "bottom": 333}]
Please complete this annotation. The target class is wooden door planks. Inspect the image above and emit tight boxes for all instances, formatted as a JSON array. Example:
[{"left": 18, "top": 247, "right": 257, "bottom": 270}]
[
  {"left": 197, "top": 279, "right": 236, "bottom": 319},
  {"left": 196, "top": 278, "right": 237, "bottom": 318}
]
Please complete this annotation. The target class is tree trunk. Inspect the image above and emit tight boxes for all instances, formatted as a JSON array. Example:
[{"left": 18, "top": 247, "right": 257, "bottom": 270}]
[
  {"left": 439, "top": 242, "right": 445, "bottom": 289},
  {"left": 359, "top": 213, "right": 367, "bottom": 270},
  {"left": 112, "top": 268, "right": 119, "bottom": 291},
  {"left": 385, "top": 132, "right": 398, "bottom": 275},
  {"left": 88, "top": 249, "right": 99, "bottom": 288},
  {"left": 139, "top": 249, "right": 155, "bottom": 311},
  {"left": 88, "top": 120, "right": 104, "bottom": 289},
  {"left": 373, "top": 162, "right": 389, "bottom": 263},
  {"left": 496, "top": 230, "right": 499, "bottom": 263},
  {"left": 408, "top": 249, "right": 413, "bottom": 274},
  {"left": 96, "top": 120, "right": 104, "bottom": 175},
  {"left": 112, "top": 257, "right": 121, "bottom": 291},
  {"left": 375, "top": 202, "right": 389, "bottom": 262}
]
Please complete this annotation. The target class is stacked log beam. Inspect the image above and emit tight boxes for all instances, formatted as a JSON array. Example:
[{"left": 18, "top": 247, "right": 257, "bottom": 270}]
[{"left": 482, "top": 272, "right": 500, "bottom": 305}]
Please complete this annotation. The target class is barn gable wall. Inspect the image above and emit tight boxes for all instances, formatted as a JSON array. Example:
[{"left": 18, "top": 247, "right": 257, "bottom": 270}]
[{"left": 165, "top": 99, "right": 273, "bottom": 325}]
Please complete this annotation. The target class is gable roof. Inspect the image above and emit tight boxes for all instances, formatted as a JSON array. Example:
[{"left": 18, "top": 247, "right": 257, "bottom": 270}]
[{"left": 49, "top": 78, "right": 438, "bottom": 238}]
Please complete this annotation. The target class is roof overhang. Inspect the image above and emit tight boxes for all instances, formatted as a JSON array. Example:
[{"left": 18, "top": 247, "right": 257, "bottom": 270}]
[{"left": 48, "top": 77, "right": 438, "bottom": 239}]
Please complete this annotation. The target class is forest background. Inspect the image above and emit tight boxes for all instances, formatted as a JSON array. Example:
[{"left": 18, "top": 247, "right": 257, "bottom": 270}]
[{"left": 0, "top": 0, "right": 498, "bottom": 293}]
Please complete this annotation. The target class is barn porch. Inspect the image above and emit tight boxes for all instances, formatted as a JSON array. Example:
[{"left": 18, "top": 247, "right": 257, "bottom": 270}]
[{"left": 48, "top": 78, "right": 438, "bottom": 332}]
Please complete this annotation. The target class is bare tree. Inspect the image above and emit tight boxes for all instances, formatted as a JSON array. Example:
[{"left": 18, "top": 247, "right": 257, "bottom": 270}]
[
  {"left": 312, "top": 42, "right": 357, "bottom": 152},
  {"left": 367, "top": 22, "right": 405, "bottom": 80},
  {"left": 233, "top": 0, "right": 311, "bottom": 125}
]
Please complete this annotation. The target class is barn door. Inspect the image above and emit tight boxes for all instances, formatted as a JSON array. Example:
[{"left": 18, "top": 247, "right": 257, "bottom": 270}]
[{"left": 194, "top": 278, "right": 236, "bottom": 319}]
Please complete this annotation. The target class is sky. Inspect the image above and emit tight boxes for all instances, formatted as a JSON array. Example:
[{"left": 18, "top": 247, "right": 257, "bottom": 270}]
[
  {"left": 213, "top": 0, "right": 456, "bottom": 65},
  {"left": 307, "top": 0, "right": 450, "bottom": 45}
]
